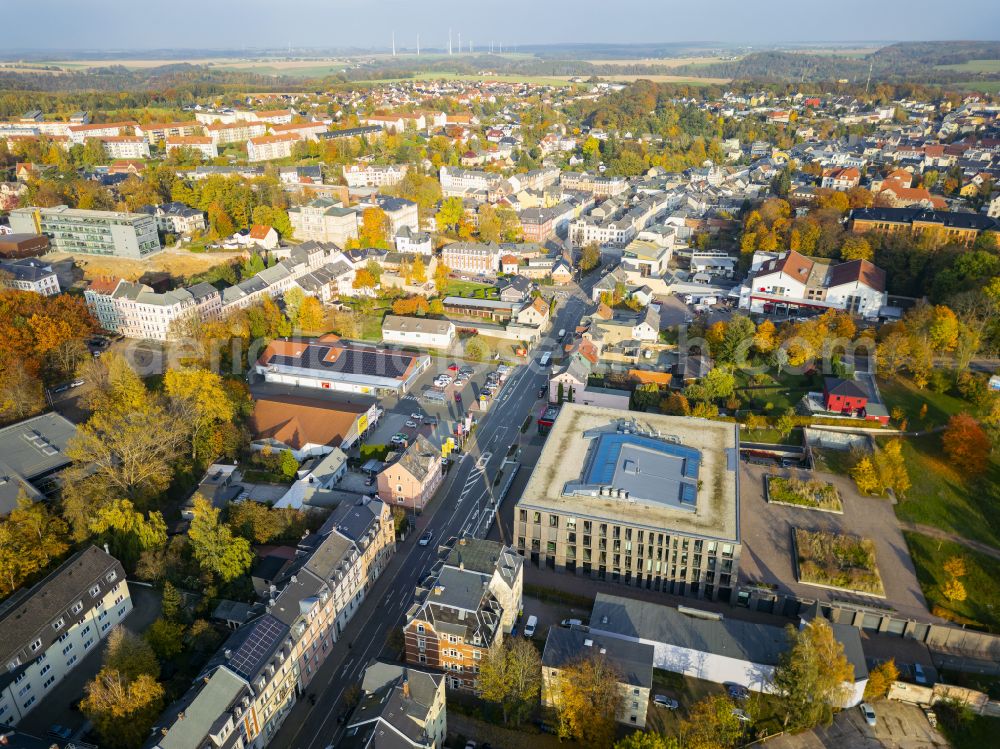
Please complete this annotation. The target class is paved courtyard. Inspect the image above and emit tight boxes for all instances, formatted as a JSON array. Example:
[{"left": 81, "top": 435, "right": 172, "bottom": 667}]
[
  {"left": 763, "top": 701, "right": 947, "bottom": 749},
  {"left": 738, "top": 462, "right": 936, "bottom": 623}
]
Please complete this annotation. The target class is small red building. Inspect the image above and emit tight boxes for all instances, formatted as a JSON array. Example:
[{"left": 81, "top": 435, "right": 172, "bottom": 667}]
[{"left": 823, "top": 377, "right": 868, "bottom": 416}]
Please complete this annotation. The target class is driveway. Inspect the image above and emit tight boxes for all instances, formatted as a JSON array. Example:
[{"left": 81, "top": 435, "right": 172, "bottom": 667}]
[
  {"left": 763, "top": 701, "right": 947, "bottom": 749},
  {"left": 738, "top": 461, "right": 935, "bottom": 622}
]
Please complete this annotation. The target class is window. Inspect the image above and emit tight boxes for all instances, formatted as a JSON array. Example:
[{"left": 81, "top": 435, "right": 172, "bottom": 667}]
[
  {"left": 416, "top": 624, "right": 425, "bottom": 634},
  {"left": 17, "top": 684, "right": 31, "bottom": 698},
  {"left": 39, "top": 664, "right": 51, "bottom": 677},
  {"left": 23, "top": 695, "right": 36, "bottom": 710},
  {"left": 43, "top": 676, "right": 56, "bottom": 689},
  {"left": 52, "top": 618, "right": 65, "bottom": 631},
  {"left": 106, "top": 570, "right": 117, "bottom": 583},
  {"left": 84, "top": 638, "right": 94, "bottom": 650},
  {"left": 71, "top": 601, "right": 83, "bottom": 615},
  {"left": 62, "top": 643, "right": 73, "bottom": 656},
  {"left": 29, "top": 638, "right": 42, "bottom": 652}
]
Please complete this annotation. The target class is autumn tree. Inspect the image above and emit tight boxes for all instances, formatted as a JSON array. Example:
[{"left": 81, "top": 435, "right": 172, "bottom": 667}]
[
  {"left": 434, "top": 262, "right": 451, "bottom": 294},
  {"left": 772, "top": 619, "right": 854, "bottom": 731},
  {"left": 411, "top": 256, "right": 427, "bottom": 284},
  {"left": 82, "top": 669, "right": 164, "bottom": 749},
  {"left": 850, "top": 456, "right": 881, "bottom": 496},
  {"left": 187, "top": 495, "right": 253, "bottom": 582},
  {"left": 104, "top": 627, "right": 160, "bottom": 681},
  {"left": 941, "top": 413, "right": 990, "bottom": 476},
  {"left": 89, "top": 499, "right": 167, "bottom": 571},
  {"left": 0, "top": 494, "right": 70, "bottom": 595},
  {"left": 164, "top": 367, "right": 236, "bottom": 462},
  {"left": 359, "top": 207, "right": 391, "bottom": 248},
  {"left": 552, "top": 652, "right": 623, "bottom": 747},
  {"left": 144, "top": 618, "right": 185, "bottom": 661},
  {"left": 464, "top": 336, "right": 490, "bottom": 361},
  {"left": 840, "top": 236, "right": 873, "bottom": 262},
  {"left": 477, "top": 638, "right": 542, "bottom": 726},
  {"left": 680, "top": 694, "right": 744, "bottom": 749},
  {"left": 615, "top": 733, "right": 680, "bottom": 749},
  {"left": 864, "top": 659, "right": 899, "bottom": 701},
  {"left": 873, "top": 440, "right": 910, "bottom": 497},
  {"left": 435, "top": 197, "right": 465, "bottom": 234},
  {"left": 161, "top": 581, "right": 182, "bottom": 622},
  {"left": 579, "top": 242, "right": 601, "bottom": 272}
]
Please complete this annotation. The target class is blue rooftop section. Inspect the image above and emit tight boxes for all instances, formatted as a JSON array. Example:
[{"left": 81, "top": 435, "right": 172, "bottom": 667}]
[{"left": 585, "top": 432, "right": 701, "bottom": 486}]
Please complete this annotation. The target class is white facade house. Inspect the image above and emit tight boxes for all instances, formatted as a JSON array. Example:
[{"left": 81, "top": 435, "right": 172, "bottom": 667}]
[
  {"left": 165, "top": 136, "right": 219, "bottom": 160},
  {"left": 343, "top": 163, "right": 408, "bottom": 188},
  {"left": 395, "top": 226, "right": 433, "bottom": 255},
  {"left": 739, "top": 250, "right": 887, "bottom": 319},
  {"left": 247, "top": 133, "right": 300, "bottom": 162},
  {"left": 0, "top": 546, "right": 132, "bottom": 727},
  {"left": 0, "top": 258, "right": 60, "bottom": 296},
  {"left": 288, "top": 198, "right": 360, "bottom": 245},
  {"left": 98, "top": 136, "right": 151, "bottom": 160},
  {"left": 441, "top": 241, "right": 502, "bottom": 274},
  {"left": 381, "top": 315, "right": 456, "bottom": 349},
  {"left": 206, "top": 120, "right": 267, "bottom": 145}
]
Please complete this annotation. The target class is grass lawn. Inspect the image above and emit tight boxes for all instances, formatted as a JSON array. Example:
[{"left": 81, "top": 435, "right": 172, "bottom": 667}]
[
  {"left": 934, "top": 700, "right": 1000, "bottom": 749},
  {"left": 956, "top": 80, "right": 1000, "bottom": 93},
  {"left": 444, "top": 279, "right": 497, "bottom": 298},
  {"left": 794, "top": 528, "right": 884, "bottom": 596},
  {"left": 903, "top": 531, "right": 1000, "bottom": 633},
  {"left": 740, "top": 426, "right": 802, "bottom": 446},
  {"left": 937, "top": 59, "right": 1000, "bottom": 73},
  {"left": 889, "top": 434, "right": 1000, "bottom": 549},
  {"left": 768, "top": 476, "right": 842, "bottom": 512},
  {"left": 812, "top": 447, "right": 858, "bottom": 476},
  {"left": 737, "top": 369, "right": 819, "bottom": 414},
  {"left": 878, "top": 377, "right": 976, "bottom": 429}
]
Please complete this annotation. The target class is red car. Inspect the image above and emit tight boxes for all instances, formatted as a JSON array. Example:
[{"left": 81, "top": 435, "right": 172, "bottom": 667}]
[{"left": 447, "top": 363, "right": 459, "bottom": 372}]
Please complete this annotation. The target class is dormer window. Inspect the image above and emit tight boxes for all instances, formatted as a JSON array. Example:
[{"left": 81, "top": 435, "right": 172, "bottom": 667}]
[
  {"left": 90, "top": 584, "right": 101, "bottom": 597},
  {"left": 52, "top": 618, "right": 65, "bottom": 631},
  {"left": 29, "top": 639, "right": 42, "bottom": 652},
  {"left": 106, "top": 570, "right": 117, "bottom": 583},
  {"left": 71, "top": 601, "right": 83, "bottom": 615}
]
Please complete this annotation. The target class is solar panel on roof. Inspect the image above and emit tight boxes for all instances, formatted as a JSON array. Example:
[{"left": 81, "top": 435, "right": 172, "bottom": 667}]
[{"left": 226, "top": 615, "right": 286, "bottom": 679}]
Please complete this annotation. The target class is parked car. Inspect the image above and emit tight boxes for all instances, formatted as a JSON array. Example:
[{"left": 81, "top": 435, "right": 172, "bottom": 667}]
[
  {"left": 410, "top": 412, "right": 423, "bottom": 420},
  {"left": 538, "top": 387, "right": 546, "bottom": 399},
  {"left": 922, "top": 707, "right": 937, "bottom": 727},
  {"left": 731, "top": 709, "right": 751, "bottom": 723},
  {"left": 914, "top": 663, "right": 928, "bottom": 684},
  {"left": 859, "top": 702, "right": 877, "bottom": 727},
  {"left": 448, "top": 363, "right": 460, "bottom": 372},
  {"left": 405, "top": 420, "right": 418, "bottom": 428},
  {"left": 725, "top": 683, "right": 749, "bottom": 701},
  {"left": 47, "top": 726, "right": 73, "bottom": 740},
  {"left": 70, "top": 379, "right": 85, "bottom": 388},
  {"left": 523, "top": 615, "right": 537, "bottom": 638},
  {"left": 561, "top": 618, "right": 583, "bottom": 627},
  {"left": 464, "top": 742, "right": 477, "bottom": 749},
  {"left": 52, "top": 384, "right": 70, "bottom": 394},
  {"left": 418, "top": 531, "right": 434, "bottom": 547},
  {"left": 653, "top": 695, "right": 679, "bottom": 709},
  {"left": 364, "top": 476, "right": 376, "bottom": 487},
  {"left": 460, "top": 366, "right": 475, "bottom": 375}
]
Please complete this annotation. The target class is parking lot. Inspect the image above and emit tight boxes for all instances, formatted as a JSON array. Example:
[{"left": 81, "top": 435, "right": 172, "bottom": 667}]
[{"left": 368, "top": 359, "right": 518, "bottom": 451}]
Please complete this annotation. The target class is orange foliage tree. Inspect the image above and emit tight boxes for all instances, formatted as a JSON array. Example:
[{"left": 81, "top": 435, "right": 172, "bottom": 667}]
[{"left": 941, "top": 413, "right": 990, "bottom": 476}]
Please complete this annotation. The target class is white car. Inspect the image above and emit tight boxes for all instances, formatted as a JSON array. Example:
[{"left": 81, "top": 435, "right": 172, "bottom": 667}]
[
  {"left": 859, "top": 702, "right": 876, "bottom": 727},
  {"left": 653, "top": 694, "right": 678, "bottom": 709},
  {"left": 405, "top": 420, "right": 418, "bottom": 428},
  {"left": 410, "top": 412, "right": 423, "bottom": 420},
  {"left": 523, "top": 615, "right": 537, "bottom": 638}
]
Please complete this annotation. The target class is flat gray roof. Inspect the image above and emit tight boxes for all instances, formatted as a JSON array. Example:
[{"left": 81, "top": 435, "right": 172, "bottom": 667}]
[
  {"left": 519, "top": 404, "right": 739, "bottom": 541},
  {"left": 0, "top": 412, "right": 77, "bottom": 515}
]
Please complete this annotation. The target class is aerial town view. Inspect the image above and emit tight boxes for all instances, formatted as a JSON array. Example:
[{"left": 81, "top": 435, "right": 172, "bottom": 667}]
[{"left": 2, "top": 2, "right": 1000, "bottom": 748}]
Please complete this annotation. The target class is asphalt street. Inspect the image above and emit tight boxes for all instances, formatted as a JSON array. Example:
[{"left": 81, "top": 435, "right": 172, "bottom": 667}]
[{"left": 269, "top": 282, "right": 592, "bottom": 749}]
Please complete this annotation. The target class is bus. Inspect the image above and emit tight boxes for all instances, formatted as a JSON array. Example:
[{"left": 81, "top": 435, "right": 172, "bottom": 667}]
[{"left": 539, "top": 351, "right": 552, "bottom": 367}]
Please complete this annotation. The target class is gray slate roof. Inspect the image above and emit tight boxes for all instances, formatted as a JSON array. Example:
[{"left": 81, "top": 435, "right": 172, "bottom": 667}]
[{"left": 541, "top": 626, "right": 654, "bottom": 689}]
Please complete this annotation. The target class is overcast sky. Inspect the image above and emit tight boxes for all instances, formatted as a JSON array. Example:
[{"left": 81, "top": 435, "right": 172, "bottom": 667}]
[{"left": 8, "top": 0, "right": 1000, "bottom": 51}]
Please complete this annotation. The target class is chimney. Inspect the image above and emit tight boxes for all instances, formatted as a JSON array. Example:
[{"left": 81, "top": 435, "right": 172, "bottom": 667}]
[{"left": 402, "top": 676, "right": 410, "bottom": 699}]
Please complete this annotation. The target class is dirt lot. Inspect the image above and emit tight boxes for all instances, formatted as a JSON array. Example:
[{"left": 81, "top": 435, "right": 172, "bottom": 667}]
[
  {"left": 763, "top": 701, "right": 947, "bottom": 749},
  {"left": 47, "top": 247, "right": 245, "bottom": 283}
]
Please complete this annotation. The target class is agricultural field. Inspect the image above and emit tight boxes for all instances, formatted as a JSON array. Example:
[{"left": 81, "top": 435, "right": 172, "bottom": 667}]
[
  {"left": 936, "top": 59, "right": 1000, "bottom": 73},
  {"left": 584, "top": 56, "right": 732, "bottom": 68}
]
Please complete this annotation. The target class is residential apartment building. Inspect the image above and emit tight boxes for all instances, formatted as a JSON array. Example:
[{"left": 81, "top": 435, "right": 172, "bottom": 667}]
[
  {"left": 0, "top": 546, "right": 131, "bottom": 726},
  {"left": 9, "top": 205, "right": 162, "bottom": 258},
  {"left": 515, "top": 405, "right": 741, "bottom": 602},
  {"left": 372, "top": 196, "right": 419, "bottom": 236},
  {"left": 206, "top": 120, "right": 268, "bottom": 145},
  {"left": 98, "top": 136, "right": 151, "bottom": 160},
  {"left": 112, "top": 280, "right": 222, "bottom": 341},
  {"left": 738, "top": 250, "right": 887, "bottom": 319},
  {"left": 165, "top": 135, "right": 219, "bottom": 160},
  {"left": 270, "top": 121, "right": 328, "bottom": 141},
  {"left": 139, "top": 201, "right": 207, "bottom": 235},
  {"left": 343, "top": 163, "right": 408, "bottom": 188},
  {"left": 404, "top": 538, "right": 522, "bottom": 691},
  {"left": 849, "top": 207, "right": 1000, "bottom": 247},
  {"left": 149, "top": 497, "right": 394, "bottom": 749},
  {"left": 439, "top": 167, "right": 502, "bottom": 198},
  {"left": 67, "top": 121, "right": 140, "bottom": 144},
  {"left": 377, "top": 434, "right": 444, "bottom": 512},
  {"left": 84, "top": 276, "right": 123, "bottom": 331},
  {"left": 0, "top": 258, "right": 60, "bottom": 296},
  {"left": 821, "top": 167, "right": 861, "bottom": 191},
  {"left": 541, "top": 626, "right": 653, "bottom": 728},
  {"left": 395, "top": 226, "right": 433, "bottom": 255},
  {"left": 142, "top": 120, "right": 201, "bottom": 143},
  {"left": 247, "top": 133, "right": 300, "bottom": 162},
  {"left": 560, "top": 171, "right": 629, "bottom": 197},
  {"left": 441, "top": 241, "right": 501, "bottom": 275},
  {"left": 341, "top": 662, "right": 447, "bottom": 749},
  {"left": 288, "top": 198, "right": 360, "bottom": 245}
]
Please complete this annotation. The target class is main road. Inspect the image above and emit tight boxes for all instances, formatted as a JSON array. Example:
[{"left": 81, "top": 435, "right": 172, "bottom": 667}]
[{"left": 269, "top": 281, "right": 594, "bottom": 749}]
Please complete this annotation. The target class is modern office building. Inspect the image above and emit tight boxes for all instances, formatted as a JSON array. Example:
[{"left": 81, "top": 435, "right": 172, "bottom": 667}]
[
  {"left": 515, "top": 404, "right": 741, "bottom": 602},
  {"left": 9, "top": 206, "right": 162, "bottom": 259}
]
